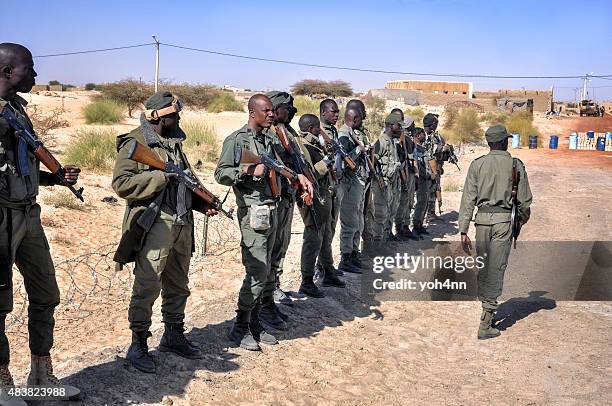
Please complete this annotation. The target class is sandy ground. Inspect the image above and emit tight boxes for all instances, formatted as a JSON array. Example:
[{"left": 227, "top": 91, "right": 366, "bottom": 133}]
[{"left": 3, "top": 92, "right": 611, "bottom": 405}]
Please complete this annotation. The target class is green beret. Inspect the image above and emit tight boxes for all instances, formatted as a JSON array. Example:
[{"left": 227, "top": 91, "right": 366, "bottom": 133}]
[
  {"left": 145, "top": 91, "right": 176, "bottom": 110},
  {"left": 485, "top": 124, "right": 512, "bottom": 142},
  {"left": 385, "top": 112, "right": 403, "bottom": 125},
  {"left": 266, "top": 91, "right": 294, "bottom": 109},
  {"left": 423, "top": 113, "right": 439, "bottom": 127}
]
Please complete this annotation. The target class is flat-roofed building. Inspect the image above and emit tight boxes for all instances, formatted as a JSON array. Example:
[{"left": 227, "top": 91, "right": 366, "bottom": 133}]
[{"left": 386, "top": 80, "right": 473, "bottom": 98}]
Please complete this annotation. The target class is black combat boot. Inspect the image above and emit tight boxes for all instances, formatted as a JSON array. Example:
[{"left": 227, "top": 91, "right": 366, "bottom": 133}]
[
  {"left": 299, "top": 275, "right": 325, "bottom": 298},
  {"left": 338, "top": 253, "right": 361, "bottom": 274},
  {"left": 228, "top": 309, "right": 260, "bottom": 351},
  {"left": 126, "top": 331, "right": 156, "bottom": 373},
  {"left": 322, "top": 267, "right": 346, "bottom": 288},
  {"left": 350, "top": 250, "right": 362, "bottom": 270},
  {"left": 259, "top": 298, "right": 288, "bottom": 330},
  {"left": 159, "top": 323, "right": 203, "bottom": 359},
  {"left": 250, "top": 304, "right": 278, "bottom": 345},
  {"left": 402, "top": 225, "right": 419, "bottom": 241}
]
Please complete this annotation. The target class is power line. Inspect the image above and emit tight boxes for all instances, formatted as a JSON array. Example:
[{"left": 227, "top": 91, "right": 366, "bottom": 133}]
[
  {"left": 30, "top": 41, "right": 612, "bottom": 80},
  {"left": 33, "top": 43, "right": 154, "bottom": 58},
  {"left": 161, "top": 42, "right": 612, "bottom": 80}
]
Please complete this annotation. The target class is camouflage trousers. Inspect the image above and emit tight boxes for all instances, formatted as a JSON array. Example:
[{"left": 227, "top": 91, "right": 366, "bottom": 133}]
[
  {"left": 0, "top": 204, "right": 60, "bottom": 365},
  {"left": 129, "top": 219, "right": 192, "bottom": 332}
]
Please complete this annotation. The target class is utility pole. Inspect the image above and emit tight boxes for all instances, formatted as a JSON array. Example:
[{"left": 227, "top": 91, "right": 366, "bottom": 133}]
[
  {"left": 581, "top": 74, "right": 590, "bottom": 101},
  {"left": 152, "top": 35, "right": 160, "bottom": 92}
]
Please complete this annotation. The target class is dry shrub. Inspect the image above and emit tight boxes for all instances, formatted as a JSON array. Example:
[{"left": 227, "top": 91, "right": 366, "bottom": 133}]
[
  {"left": 404, "top": 107, "right": 425, "bottom": 127},
  {"left": 207, "top": 92, "right": 243, "bottom": 113},
  {"left": 42, "top": 191, "right": 87, "bottom": 211},
  {"left": 445, "top": 108, "right": 484, "bottom": 147},
  {"left": 26, "top": 105, "right": 69, "bottom": 146},
  {"left": 290, "top": 79, "right": 353, "bottom": 97},
  {"left": 83, "top": 99, "right": 124, "bottom": 124},
  {"left": 293, "top": 96, "right": 320, "bottom": 115},
  {"left": 65, "top": 128, "right": 117, "bottom": 171},
  {"left": 182, "top": 119, "right": 219, "bottom": 163}
]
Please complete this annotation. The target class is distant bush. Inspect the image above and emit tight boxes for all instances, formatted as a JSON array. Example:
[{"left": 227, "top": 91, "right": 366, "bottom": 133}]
[
  {"left": 442, "top": 180, "right": 461, "bottom": 192},
  {"left": 83, "top": 99, "right": 124, "bottom": 124},
  {"left": 97, "top": 80, "right": 151, "bottom": 117},
  {"left": 26, "top": 105, "right": 69, "bottom": 146},
  {"left": 207, "top": 92, "right": 243, "bottom": 113},
  {"left": 404, "top": 107, "right": 425, "bottom": 127},
  {"left": 182, "top": 119, "right": 219, "bottom": 163},
  {"left": 48, "top": 80, "right": 61, "bottom": 86},
  {"left": 85, "top": 83, "right": 97, "bottom": 91},
  {"left": 98, "top": 80, "right": 223, "bottom": 117},
  {"left": 65, "top": 128, "right": 117, "bottom": 171},
  {"left": 443, "top": 105, "right": 458, "bottom": 132},
  {"left": 445, "top": 108, "right": 484, "bottom": 146},
  {"left": 480, "top": 111, "right": 510, "bottom": 126},
  {"left": 291, "top": 79, "right": 353, "bottom": 97},
  {"left": 293, "top": 96, "right": 320, "bottom": 115},
  {"left": 361, "top": 94, "right": 386, "bottom": 135},
  {"left": 504, "top": 111, "right": 540, "bottom": 147}
]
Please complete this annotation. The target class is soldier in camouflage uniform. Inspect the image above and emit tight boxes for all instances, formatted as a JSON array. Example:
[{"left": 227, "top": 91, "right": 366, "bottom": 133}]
[
  {"left": 0, "top": 43, "right": 81, "bottom": 403},
  {"left": 459, "top": 125, "right": 532, "bottom": 340},
  {"left": 411, "top": 128, "right": 433, "bottom": 236},
  {"left": 337, "top": 107, "right": 369, "bottom": 274},
  {"left": 370, "top": 113, "right": 402, "bottom": 242},
  {"left": 315, "top": 99, "right": 343, "bottom": 278},
  {"left": 113, "top": 91, "right": 218, "bottom": 373},
  {"left": 295, "top": 114, "right": 345, "bottom": 297},
  {"left": 215, "top": 94, "right": 311, "bottom": 351},
  {"left": 423, "top": 113, "right": 445, "bottom": 219}
]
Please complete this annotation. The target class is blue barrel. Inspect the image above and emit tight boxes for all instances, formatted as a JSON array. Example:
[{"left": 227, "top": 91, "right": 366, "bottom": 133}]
[
  {"left": 596, "top": 137, "right": 605, "bottom": 151},
  {"left": 606, "top": 131, "right": 612, "bottom": 141},
  {"left": 549, "top": 135, "right": 559, "bottom": 149},
  {"left": 586, "top": 130, "right": 595, "bottom": 139},
  {"left": 511, "top": 133, "right": 520, "bottom": 149},
  {"left": 528, "top": 135, "right": 538, "bottom": 149},
  {"left": 569, "top": 133, "right": 578, "bottom": 149}
]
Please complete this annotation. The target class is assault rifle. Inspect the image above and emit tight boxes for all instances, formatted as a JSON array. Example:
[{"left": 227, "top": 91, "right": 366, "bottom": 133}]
[
  {"left": 447, "top": 144, "right": 460, "bottom": 171},
  {"left": 347, "top": 130, "right": 385, "bottom": 189},
  {"left": 510, "top": 158, "right": 521, "bottom": 249},
  {"left": 273, "top": 124, "right": 322, "bottom": 203},
  {"left": 318, "top": 127, "right": 356, "bottom": 171},
  {"left": 398, "top": 131, "right": 409, "bottom": 184},
  {"left": 127, "top": 141, "right": 234, "bottom": 219},
  {"left": 1, "top": 106, "right": 84, "bottom": 201}
]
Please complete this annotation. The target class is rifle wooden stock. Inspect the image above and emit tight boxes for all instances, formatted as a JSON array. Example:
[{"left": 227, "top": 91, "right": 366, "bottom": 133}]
[{"left": 128, "top": 141, "right": 234, "bottom": 219}]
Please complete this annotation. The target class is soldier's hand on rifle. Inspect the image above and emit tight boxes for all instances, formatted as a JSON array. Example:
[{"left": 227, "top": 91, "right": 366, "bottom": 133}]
[
  {"left": 205, "top": 208, "right": 218, "bottom": 217},
  {"left": 461, "top": 233, "right": 472, "bottom": 255},
  {"left": 297, "top": 174, "right": 314, "bottom": 199},
  {"left": 63, "top": 165, "right": 81, "bottom": 185},
  {"left": 243, "top": 163, "right": 266, "bottom": 178}
]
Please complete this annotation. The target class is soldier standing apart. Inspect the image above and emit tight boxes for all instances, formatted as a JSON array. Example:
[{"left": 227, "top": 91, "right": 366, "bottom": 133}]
[
  {"left": 393, "top": 111, "right": 418, "bottom": 241},
  {"left": 370, "top": 113, "right": 402, "bottom": 243},
  {"left": 0, "top": 43, "right": 81, "bottom": 403},
  {"left": 295, "top": 114, "right": 346, "bottom": 297},
  {"left": 411, "top": 128, "right": 432, "bottom": 236},
  {"left": 424, "top": 113, "right": 444, "bottom": 219},
  {"left": 459, "top": 125, "right": 532, "bottom": 340},
  {"left": 337, "top": 108, "right": 369, "bottom": 274},
  {"left": 315, "top": 99, "right": 343, "bottom": 277},
  {"left": 215, "top": 95, "right": 311, "bottom": 351},
  {"left": 112, "top": 91, "right": 217, "bottom": 373}
]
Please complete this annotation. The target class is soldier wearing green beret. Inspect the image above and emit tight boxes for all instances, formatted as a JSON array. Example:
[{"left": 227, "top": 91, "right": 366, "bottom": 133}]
[
  {"left": 0, "top": 43, "right": 81, "bottom": 403},
  {"left": 369, "top": 113, "right": 402, "bottom": 242},
  {"left": 295, "top": 114, "right": 345, "bottom": 297},
  {"left": 112, "top": 91, "right": 217, "bottom": 372},
  {"left": 215, "top": 94, "right": 311, "bottom": 351},
  {"left": 459, "top": 124, "right": 532, "bottom": 340}
]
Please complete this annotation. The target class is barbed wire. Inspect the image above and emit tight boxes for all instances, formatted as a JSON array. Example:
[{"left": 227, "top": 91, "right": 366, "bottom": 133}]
[{"left": 5, "top": 213, "right": 240, "bottom": 337}]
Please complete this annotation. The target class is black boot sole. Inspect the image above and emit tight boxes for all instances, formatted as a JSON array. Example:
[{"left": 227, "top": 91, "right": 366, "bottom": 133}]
[
  {"left": 158, "top": 344, "right": 204, "bottom": 359},
  {"left": 227, "top": 333, "right": 261, "bottom": 351},
  {"left": 126, "top": 358, "right": 156, "bottom": 374},
  {"left": 477, "top": 332, "right": 501, "bottom": 340}
]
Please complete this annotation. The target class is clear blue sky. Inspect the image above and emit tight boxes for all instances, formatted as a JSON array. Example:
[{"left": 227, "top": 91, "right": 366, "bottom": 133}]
[{"left": 4, "top": 0, "right": 612, "bottom": 101}]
